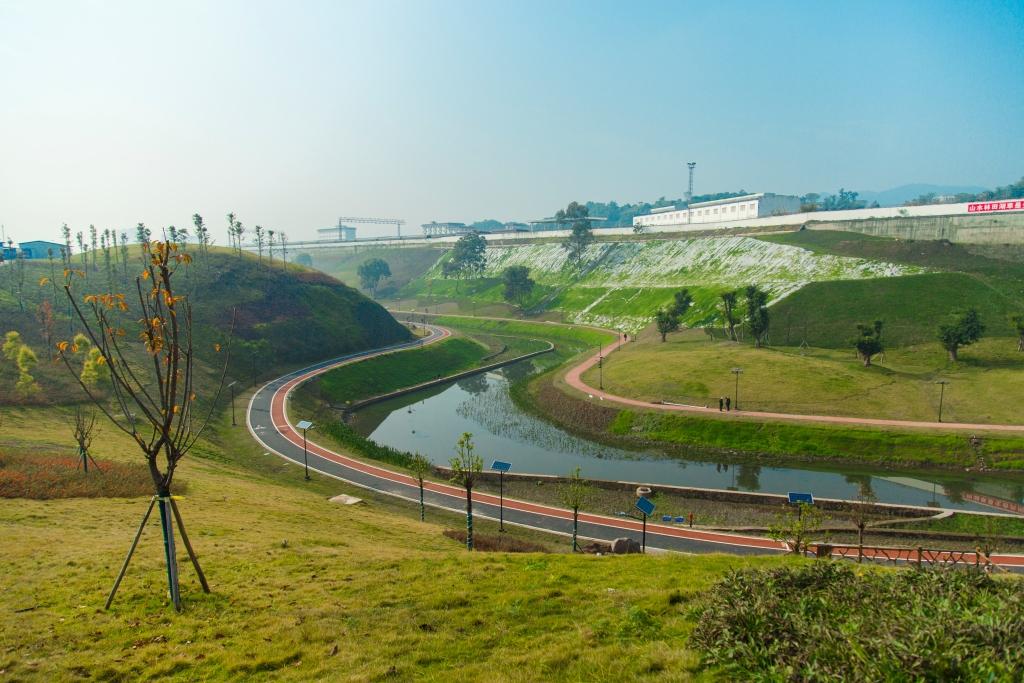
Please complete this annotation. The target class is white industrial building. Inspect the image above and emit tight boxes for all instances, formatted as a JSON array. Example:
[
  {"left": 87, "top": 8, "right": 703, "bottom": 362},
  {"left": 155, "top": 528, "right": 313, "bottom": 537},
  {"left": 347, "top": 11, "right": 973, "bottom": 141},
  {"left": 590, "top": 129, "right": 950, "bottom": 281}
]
[{"left": 633, "top": 192, "right": 801, "bottom": 229}]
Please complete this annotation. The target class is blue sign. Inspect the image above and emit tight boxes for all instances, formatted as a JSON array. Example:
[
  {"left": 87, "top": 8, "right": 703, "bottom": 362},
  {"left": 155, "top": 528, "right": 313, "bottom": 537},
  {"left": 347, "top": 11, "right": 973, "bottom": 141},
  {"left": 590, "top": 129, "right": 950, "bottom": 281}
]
[
  {"left": 788, "top": 492, "right": 814, "bottom": 505},
  {"left": 635, "top": 497, "right": 656, "bottom": 517},
  {"left": 491, "top": 460, "right": 512, "bottom": 473}
]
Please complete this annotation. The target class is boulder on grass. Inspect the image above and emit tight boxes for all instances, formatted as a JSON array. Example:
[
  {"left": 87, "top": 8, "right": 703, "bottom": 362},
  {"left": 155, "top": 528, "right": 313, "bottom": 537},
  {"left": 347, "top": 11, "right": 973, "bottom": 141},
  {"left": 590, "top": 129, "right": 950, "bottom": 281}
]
[{"left": 611, "top": 537, "right": 641, "bottom": 554}]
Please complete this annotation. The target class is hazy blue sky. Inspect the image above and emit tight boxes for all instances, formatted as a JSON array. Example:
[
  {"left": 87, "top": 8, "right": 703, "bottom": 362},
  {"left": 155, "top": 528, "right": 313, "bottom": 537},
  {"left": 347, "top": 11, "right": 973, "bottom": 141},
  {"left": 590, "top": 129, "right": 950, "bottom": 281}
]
[{"left": 2, "top": 0, "right": 1022, "bottom": 242}]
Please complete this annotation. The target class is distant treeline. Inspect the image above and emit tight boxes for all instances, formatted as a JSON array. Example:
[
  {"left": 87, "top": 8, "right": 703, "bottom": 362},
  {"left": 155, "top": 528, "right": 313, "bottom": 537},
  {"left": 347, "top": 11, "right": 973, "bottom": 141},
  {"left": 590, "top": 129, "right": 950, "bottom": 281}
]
[{"left": 904, "top": 176, "right": 1024, "bottom": 206}]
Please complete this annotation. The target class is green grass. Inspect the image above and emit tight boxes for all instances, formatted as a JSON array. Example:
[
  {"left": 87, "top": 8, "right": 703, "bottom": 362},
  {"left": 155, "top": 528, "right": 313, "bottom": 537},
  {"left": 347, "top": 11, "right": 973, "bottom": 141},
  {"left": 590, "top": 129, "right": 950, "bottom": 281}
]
[
  {"left": 585, "top": 333, "right": 1024, "bottom": 424},
  {"left": 0, "top": 399, "right": 795, "bottom": 681},
  {"left": 433, "top": 315, "right": 617, "bottom": 349},
  {"left": 315, "top": 336, "right": 490, "bottom": 404},
  {"left": 769, "top": 272, "right": 1022, "bottom": 347},
  {"left": 308, "top": 245, "right": 445, "bottom": 298},
  {"left": 903, "top": 512, "right": 1024, "bottom": 537}
]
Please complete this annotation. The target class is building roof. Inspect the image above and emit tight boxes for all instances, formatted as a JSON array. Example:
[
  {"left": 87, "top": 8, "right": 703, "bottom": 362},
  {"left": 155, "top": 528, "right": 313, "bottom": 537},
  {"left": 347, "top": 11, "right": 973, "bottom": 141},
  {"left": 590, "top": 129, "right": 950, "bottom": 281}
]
[
  {"left": 688, "top": 193, "right": 765, "bottom": 209},
  {"left": 18, "top": 240, "right": 65, "bottom": 248}
]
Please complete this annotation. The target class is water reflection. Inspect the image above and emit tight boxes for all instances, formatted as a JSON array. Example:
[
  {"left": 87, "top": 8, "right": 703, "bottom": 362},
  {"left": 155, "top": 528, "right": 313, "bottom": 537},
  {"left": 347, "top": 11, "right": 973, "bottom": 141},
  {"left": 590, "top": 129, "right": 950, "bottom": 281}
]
[{"left": 359, "top": 366, "right": 1023, "bottom": 513}]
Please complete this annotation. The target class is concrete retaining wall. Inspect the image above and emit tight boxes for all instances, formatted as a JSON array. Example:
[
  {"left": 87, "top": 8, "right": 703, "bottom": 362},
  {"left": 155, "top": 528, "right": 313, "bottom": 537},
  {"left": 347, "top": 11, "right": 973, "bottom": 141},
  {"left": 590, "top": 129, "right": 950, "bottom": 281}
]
[{"left": 809, "top": 211, "right": 1024, "bottom": 244}]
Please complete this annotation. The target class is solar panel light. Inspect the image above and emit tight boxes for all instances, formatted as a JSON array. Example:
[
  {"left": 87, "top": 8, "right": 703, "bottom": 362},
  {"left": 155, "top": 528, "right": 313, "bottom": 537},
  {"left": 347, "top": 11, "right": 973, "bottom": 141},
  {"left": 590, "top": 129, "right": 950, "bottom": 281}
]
[
  {"left": 491, "top": 461, "right": 512, "bottom": 531},
  {"left": 297, "top": 420, "right": 314, "bottom": 480}
]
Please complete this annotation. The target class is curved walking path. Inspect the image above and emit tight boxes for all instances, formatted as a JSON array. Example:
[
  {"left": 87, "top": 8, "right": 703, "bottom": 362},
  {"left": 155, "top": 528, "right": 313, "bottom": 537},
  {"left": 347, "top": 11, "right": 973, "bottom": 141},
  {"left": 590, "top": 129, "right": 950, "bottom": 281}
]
[
  {"left": 566, "top": 345, "right": 1024, "bottom": 433},
  {"left": 246, "top": 323, "right": 1024, "bottom": 568}
]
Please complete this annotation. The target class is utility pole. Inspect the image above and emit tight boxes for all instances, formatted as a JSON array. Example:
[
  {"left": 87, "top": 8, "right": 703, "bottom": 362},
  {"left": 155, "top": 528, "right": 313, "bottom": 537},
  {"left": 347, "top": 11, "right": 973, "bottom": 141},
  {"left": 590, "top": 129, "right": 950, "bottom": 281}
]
[{"left": 686, "top": 162, "right": 696, "bottom": 223}]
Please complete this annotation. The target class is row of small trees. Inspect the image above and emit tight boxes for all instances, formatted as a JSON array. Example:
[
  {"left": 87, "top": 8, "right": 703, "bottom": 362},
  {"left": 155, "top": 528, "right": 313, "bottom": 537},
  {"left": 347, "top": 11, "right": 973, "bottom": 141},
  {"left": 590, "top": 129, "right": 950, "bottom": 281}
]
[{"left": 654, "top": 285, "right": 771, "bottom": 346}]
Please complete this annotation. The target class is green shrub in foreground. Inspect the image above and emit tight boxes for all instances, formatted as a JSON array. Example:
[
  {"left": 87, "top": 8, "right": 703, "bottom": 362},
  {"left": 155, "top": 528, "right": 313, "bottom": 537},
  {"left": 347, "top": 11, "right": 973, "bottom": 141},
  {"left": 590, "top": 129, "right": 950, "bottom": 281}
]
[{"left": 693, "top": 562, "right": 1024, "bottom": 681}]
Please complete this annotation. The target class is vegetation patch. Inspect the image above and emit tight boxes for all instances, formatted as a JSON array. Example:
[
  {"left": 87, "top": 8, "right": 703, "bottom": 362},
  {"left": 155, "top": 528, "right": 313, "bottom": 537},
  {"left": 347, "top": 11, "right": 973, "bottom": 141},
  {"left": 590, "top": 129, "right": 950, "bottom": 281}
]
[
  {"left": 316, "top": 337, "right": 488, "bottom": 404},
  {"left": 442, "top": 529, "right": 550, "bottom": 553},
  {"left": 693, "top": 563, "right": 1024, "bottom": 680},
  {"left": 0, "top": 450, "right": 162, "bottom": 499}
]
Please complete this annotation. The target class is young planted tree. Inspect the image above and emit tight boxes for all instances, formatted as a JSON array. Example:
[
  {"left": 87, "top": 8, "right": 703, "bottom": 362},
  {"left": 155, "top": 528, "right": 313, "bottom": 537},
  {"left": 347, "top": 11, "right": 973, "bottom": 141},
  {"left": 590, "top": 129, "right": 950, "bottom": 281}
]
[
  {"left": 409, "top": 452, "right": 432, "bottom": 521},
  {"left": 279, "top": 232, "right": 289, "bottom": 266},
  {"left": 937, "top": 309, "right": 984, "bottom": 361},
  {"left": 559, "top": 466, "right": 592, "bottom": 552},
  {"left": 558, "top": 201, "right": 594, "bottom": 272},
  {"left": 73, "top": 408, "right": 100, "bottom": 473},
  {"left": 119, "top": 232, "right": 129, "bottom": 281},
  {"left": 655, "top": 308, "right": 680, "bottom": 342},
  {"left": 234, "top": 220, "right": 245, "bottom": 257},
  {"left": 267, "top": 229, "right": 275, "bottom": 264},
  {"left": 35, "top": 301, "right": 55, "bottom": 360},
  {"left": 15, "top": 344, "right": 40, "bottom": 398},
  {"left": 254, "top": 225, "right": 265, "bottom": 266},
  {"left": 768, "top": 502, "right": 828, "bottom": 555},
  {"left": 192, "top": 214, "right": 208, "bottom": 256},
  {"left": 62, "top": 223, "right": 73, "bottom": 267},
  {"left": 77, "top": 231, "right": 87, "bottom": 265},
  {"left": 449, "top": 432, "right": 483, "bottom": 551},
  {"left": 89, "top": 224, "right": 98, "bottom": 271},
  {"left": 446, "top": 233, "right": 487, "bottom": 290},
  {"left": 501, "top": 265, "right": 534, "bottom": 309},
  {"left": 853, "top": 320, "right": 884, "bottom": 366},
  {"left": 135, "top": 223, "right": 150, "bottom": 256},
  {"left": 720, "top": 290, "right": 739, "bottom": 341},
  {"left": 357, "top": 258, "right": 392, "bottom": 298},
  {"left": 744, "top": 285, "right": 770, "bottom": 348},
  {"left": 1011, "top": 314, "right": 1024, "bottom": 352},
  {"left": 58, "top": 240, "right": 229, "bottom": 611},
  {"left": 225, "top": 212, "right": 236, "bottom": 252}
]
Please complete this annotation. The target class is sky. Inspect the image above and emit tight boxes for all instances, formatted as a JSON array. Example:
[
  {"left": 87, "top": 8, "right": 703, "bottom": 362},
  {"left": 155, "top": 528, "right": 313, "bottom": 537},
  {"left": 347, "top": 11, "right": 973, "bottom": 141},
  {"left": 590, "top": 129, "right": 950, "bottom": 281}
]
[{"left": 1, "top": 0, "right": 1022, "bottom": 243}]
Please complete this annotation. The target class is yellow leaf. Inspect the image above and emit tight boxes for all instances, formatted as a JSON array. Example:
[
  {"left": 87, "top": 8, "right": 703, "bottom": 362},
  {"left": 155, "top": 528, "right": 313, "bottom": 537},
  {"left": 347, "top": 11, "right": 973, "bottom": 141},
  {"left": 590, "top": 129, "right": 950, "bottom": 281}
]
[
  {"left": 141, "top": 270, "right": 150, "bottom": 280},
  {"left": 38, "top": 277, "right": 50, "bottom": 286},
  {"left": 214, "top": 343, "right": 221, "bottom": 353},
  {"left": 57, "top": 341, "right": 69, "bottom": 353}
]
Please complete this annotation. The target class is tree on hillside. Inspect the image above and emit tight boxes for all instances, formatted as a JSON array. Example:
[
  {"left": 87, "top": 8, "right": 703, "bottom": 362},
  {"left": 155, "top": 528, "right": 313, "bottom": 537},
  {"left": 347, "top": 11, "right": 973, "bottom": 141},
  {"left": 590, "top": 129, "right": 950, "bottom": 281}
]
[
  {"left": 720, "top": 290, "right": 739, "bottom": 341},
  {"left": 409, "top": 452, "right": 432, "bottom": 522},
  {"left": 444, "top": 232, "right": 487, "bottom": 289},
  {"left": 800, "top": 193, "right": 821, "bottom": 212},
  {"left": 559, "top": 466, "right": 592, "bottom": 552},
  {"left": 853, "top": 320, "right": 884, "bottom": 367},
  {"left": 225, "top": 213, "right": 236, "bottom": 252},
  {"left": 937, "top": 309, "right": 984, "bottom": 362},
  {"left": 192, "top": 214, "right": 208, "bottom": 255},
  {"left": 254, "top": 225, "right": 265, "bottom": 266},
  {"left": 769, "top": 502, "right": 829, "bottom": 555},
  {"left": 655, "top": 308, "right": 680, "bottom": 342},
  {"left": 449, "top": 432, "right": 483, "bottom": 551},
  {"left": 267, "top": 229, "right": 275, "bottom": 264},
  {"left": 58, "top": 240, "right": 230, "bottom": 611},
  {"left": 1011, "top": 314, "right": 1024, "bottom": 352},
  {"left": 670, "top": 288, "right": 693, "bottom": 319},
  {"left": 821, "top": 189, "right": 867, "bottom": 211},
  {"left": 502, "top": 265, "right": 535, "bottom": 309},
  {"left": 744, "top": 285, "right": 770, "bottom": 348},
  {"left": 558, "top": 201, "right": 594, "bottom": 271},
  {"left": 357, "top": 258, "right": 392, "bottom": 298},
  {"left": 15, "top": 343, "right": 40, "bottom": 398},
  {"left": 135, "top": 223, "right": 150, "bottom": 256}
]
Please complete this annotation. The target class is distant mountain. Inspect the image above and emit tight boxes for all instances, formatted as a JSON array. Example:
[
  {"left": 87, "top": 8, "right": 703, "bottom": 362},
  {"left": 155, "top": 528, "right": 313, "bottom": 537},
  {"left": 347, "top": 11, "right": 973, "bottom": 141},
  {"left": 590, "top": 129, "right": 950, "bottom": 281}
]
[{"left": 853, "top": 184, "right": 987, "bottom": 207}]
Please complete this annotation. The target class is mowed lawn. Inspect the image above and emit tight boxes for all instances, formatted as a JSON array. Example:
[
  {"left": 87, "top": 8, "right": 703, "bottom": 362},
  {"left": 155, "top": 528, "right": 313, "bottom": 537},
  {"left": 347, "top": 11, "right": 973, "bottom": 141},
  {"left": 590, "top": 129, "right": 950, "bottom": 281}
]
[
  {"left": 584, "top": 333, "right": 1024, "bottom": 424},
  {"left": 0, "top": 404, "right": 791, "bottom": 681}
]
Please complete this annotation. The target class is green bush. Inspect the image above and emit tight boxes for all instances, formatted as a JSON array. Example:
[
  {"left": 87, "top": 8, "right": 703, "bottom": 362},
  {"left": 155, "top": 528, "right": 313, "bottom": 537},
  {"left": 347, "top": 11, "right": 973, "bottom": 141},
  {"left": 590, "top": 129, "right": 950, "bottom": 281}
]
[{"left": 693, "top": 562, "right": 1024, "bottom": 681}]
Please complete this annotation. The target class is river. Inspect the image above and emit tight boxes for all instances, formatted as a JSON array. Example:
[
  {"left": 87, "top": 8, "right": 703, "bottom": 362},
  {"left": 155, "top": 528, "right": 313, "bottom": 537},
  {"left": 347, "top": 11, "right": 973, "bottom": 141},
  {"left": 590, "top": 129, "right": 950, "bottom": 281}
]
[{"left": 353, "top": 361, "right": 1024, "bottom": 513}]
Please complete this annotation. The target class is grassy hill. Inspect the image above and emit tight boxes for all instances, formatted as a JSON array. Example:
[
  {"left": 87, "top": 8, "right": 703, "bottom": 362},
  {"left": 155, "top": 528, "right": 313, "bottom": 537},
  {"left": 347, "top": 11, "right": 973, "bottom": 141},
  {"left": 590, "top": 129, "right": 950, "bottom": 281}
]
[
  {"left": 396, "top": 236, "right": 920, "bottom": 333},
  {"left": 759, "top": 230, "right": 1024, "bottom": 347},
  {"left": 0, "top": 247, "right": 410, "bottom": 404},
  {"left": 307, "top": 245, "right": 445, "bottom": 298}
]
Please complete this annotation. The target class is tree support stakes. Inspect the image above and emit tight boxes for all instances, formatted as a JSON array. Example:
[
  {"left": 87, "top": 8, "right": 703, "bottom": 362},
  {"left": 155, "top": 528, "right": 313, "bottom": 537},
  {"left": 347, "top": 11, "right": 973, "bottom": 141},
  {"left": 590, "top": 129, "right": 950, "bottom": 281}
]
[
  {"left": 104, "top": 495, "right": 209, "bottom": 612},
  {"left": 105, "top": 496, "right": 157, "bottom": 610},
  {"left": 169, "top": 497, "right": 210, "bottom": 594}
]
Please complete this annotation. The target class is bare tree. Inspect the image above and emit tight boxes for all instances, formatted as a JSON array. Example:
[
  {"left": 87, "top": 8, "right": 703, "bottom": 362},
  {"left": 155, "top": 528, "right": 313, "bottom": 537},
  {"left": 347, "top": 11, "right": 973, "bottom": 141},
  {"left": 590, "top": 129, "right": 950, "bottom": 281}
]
[
  {"left": 58, "top": 240, "right": 230, "bottom": 611},
  {"left": 73, "top": 408, "right": 100, "bottom": 473}
]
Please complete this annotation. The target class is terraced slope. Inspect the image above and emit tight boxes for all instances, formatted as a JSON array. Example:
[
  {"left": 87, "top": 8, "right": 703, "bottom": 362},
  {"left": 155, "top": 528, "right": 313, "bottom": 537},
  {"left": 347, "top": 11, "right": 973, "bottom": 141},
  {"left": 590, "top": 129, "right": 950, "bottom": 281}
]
[{"left": 402, "top": 236, "right": 923, "bottom": 332}]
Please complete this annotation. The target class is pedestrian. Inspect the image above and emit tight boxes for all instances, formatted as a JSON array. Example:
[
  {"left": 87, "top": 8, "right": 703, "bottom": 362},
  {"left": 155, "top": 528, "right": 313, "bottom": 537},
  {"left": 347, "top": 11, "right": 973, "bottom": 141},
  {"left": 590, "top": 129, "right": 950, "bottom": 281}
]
[
  {"left": 688, "top": 512, "right": 694, "bottom": 528},
  {"left": 725, "top": 396, "right": 731, "bottom": 411},
  {"left": 718, "top": 397, "right": 723, "bottom": 411}
]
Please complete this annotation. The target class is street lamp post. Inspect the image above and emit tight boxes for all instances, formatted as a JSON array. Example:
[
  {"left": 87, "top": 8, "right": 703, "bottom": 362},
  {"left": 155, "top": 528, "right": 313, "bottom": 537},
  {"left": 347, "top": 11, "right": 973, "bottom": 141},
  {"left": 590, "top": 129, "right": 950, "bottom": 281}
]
[
  {"left": 297, "top": 420, "right": 314, "bottom": 480},
  {"left": 731, "top": 367, "right": 743, "bottom": 410},
  {"left": 228, "top": 381, "right": 239, "bottom": 426},
  {"left": 598, "top": 344, "right": 604, "bottom": 390},
  {"left": 935, "top": 380, "right": 950, "bottom": 422}
]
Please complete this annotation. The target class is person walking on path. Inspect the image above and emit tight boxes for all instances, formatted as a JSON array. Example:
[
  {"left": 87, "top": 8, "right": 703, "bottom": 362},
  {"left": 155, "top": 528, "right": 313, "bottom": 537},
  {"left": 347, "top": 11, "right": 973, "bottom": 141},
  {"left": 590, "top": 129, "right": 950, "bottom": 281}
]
[
  {"left": 718, "top": 397, "right": 724, "bottom": 412},
  {"left": 725, "top": 397, "right": 731, "bottom": 411}
]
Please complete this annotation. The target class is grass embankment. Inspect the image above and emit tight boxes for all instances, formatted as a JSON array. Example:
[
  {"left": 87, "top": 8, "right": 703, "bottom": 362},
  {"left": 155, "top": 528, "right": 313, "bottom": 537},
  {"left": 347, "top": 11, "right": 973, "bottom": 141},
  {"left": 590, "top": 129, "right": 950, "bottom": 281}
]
[
  {"left": 759, "top": 230, "right": 1024, "bottom": 347},
  {"left": 0, "top": 403, "right": 794, "bottom": 681},
  {"left": 315, "top": 337, "right": 488, "bottom": 405},
  {"left": 584, "top": 332, "right": 1024, "bottom": 424},
  {"left": 308, "top": 245, "right": 444, "bottom": 299}
]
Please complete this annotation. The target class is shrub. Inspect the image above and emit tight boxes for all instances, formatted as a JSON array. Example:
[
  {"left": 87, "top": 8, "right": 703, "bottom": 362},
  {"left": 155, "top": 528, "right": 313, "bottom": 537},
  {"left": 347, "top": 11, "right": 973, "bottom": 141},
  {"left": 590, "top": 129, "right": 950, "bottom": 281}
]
[
  {"left": 693, "top": 562, "right": 1024, "bottom": 680},
  {"left": 0, "top": 450, "right": 176, "bottom": 499}
]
